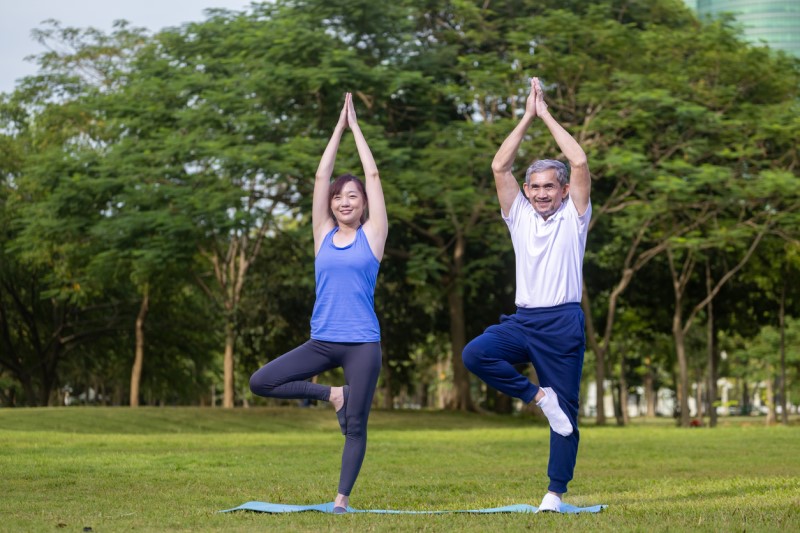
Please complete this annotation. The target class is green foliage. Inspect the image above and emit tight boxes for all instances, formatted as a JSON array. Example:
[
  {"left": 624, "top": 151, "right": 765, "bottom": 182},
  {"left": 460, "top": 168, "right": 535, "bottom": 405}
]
[
  {"left": 728, "top": 317, "right": 800, "bottom": 388},
  {"left": 1, "top": 0, "right": 799, "bottom": 409}
]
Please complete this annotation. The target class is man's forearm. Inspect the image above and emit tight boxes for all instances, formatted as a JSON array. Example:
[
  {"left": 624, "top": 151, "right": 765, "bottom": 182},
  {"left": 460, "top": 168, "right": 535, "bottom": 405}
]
[
  {"left": 492, "top": 112, "right": 536, "bottom": 173},
  {"left": 539, "top": 111, "right": 587, "bottom": 167}
]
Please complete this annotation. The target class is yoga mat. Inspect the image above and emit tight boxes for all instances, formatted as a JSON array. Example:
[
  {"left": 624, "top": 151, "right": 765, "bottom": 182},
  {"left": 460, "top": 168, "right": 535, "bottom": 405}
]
[{"left": 221, "top": 501, "right": 607, "bottom": 514}]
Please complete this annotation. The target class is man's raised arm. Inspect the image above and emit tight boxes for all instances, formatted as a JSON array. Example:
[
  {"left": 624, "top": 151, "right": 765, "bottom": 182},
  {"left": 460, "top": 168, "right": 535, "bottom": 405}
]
[
  {"left": 533, "top": 78, "right": 591, "bottom": 215},
  {"left": 491, "top": 79, "right": 539, "bottom": 217}
]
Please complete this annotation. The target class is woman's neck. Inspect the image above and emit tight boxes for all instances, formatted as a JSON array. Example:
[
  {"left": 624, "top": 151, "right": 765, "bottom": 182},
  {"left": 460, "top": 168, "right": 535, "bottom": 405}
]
[
  {"left": 336, "top": 222, "right": 359, "bottom": 234},
  {"left": 332, "top": 223, "right": 359, "bottom": 247}
]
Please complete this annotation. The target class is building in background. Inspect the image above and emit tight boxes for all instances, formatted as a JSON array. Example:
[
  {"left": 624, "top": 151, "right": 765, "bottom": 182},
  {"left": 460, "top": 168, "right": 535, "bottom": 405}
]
[{"left": 683, "top": 0, "right": 800, "bottom": 57}]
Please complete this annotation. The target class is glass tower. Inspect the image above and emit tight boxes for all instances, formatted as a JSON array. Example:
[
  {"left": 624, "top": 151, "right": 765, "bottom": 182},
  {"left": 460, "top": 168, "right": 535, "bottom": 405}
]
[{"left": 686, "top": 1, "right": 800, "bottom": 57}]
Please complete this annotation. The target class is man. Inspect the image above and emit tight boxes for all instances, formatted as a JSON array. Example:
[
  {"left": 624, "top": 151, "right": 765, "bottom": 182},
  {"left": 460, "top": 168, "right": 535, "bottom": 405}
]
[{"left": 462, "top": 77, "right": 591, "bottom": 512}]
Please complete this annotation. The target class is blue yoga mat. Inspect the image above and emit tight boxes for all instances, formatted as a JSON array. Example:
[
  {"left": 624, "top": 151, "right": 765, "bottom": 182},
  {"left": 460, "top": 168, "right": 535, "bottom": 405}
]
[{"left": 221, "top": 501, "right": 607, "bottom": 514}]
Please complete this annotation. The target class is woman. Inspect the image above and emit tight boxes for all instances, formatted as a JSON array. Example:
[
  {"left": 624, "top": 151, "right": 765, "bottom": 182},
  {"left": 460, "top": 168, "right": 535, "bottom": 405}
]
[{"left": 249, "top": 92, "right": 387, "bottom": 513}]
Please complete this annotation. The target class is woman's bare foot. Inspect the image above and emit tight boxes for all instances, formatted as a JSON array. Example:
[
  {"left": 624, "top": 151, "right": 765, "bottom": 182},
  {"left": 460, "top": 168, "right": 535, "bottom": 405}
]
[
  {"left": 334, "top": 493, "right": 349, "bottom": 511},
  {"left": 330, "top": 386, "right": 344, "bottom": 412}
]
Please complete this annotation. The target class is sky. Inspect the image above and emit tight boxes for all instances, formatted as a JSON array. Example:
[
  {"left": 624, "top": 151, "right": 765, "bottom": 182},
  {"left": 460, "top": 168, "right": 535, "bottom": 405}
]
[{"left": 0, "top": 0, "right": 254, "bottom": 95}]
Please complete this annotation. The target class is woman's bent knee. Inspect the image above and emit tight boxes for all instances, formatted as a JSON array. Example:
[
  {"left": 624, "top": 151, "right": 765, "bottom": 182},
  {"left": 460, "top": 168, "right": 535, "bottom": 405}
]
[{"left": 249, "top": 368, "right": 271, "bottom": 397}]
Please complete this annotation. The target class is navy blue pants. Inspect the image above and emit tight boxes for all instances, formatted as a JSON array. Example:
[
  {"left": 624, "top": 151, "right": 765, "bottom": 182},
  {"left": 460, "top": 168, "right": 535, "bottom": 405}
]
[
  {"left": 462, "top": 303, "right": 585, "bottom": 494},
  {"left": 249, "top": 340, "right": 382, "bottom": 496}
]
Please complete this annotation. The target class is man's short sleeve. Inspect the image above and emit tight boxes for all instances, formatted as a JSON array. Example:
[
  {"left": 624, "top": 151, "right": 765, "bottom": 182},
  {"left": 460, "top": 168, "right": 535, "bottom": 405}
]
[{"left": 502, "top": 191, "right": 528, "bottom": 230}]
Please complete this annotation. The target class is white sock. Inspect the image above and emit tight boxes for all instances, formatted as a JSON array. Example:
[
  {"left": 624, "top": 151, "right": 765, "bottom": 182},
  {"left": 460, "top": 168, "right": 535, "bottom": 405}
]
[
  {"left": 536, "top": 387, "right": 573, "bottom": 437},
  {"left": 538, "top": 492, "right": 562, "bottom": 512}
]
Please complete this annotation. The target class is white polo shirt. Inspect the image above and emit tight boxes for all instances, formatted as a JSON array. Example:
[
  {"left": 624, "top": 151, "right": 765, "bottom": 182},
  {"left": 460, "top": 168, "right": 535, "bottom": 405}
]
[{"left": 502, "top": 191, "right": 591, "bottom": 308}]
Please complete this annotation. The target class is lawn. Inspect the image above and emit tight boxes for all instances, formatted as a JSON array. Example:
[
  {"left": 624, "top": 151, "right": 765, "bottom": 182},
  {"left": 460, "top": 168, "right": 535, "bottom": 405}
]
[{"left": 1, "top": 407, "right": 798, "bottom": 532}]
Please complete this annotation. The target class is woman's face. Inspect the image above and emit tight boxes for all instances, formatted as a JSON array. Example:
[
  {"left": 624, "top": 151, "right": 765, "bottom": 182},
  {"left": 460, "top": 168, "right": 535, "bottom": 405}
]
[{"left": 331, "top": 181, "right": 366, "bottom": 226}]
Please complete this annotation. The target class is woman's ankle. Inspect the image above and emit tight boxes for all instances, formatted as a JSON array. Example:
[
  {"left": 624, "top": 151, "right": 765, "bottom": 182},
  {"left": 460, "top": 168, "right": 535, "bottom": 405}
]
[{"left": 334, "top": 493, "right": 349, "bottom": 508}]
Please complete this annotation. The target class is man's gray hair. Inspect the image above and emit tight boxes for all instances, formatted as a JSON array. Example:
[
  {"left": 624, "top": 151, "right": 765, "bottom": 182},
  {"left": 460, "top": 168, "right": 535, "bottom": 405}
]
[{"left": 524, "top": 159, "right": 569, "bottom": 186}]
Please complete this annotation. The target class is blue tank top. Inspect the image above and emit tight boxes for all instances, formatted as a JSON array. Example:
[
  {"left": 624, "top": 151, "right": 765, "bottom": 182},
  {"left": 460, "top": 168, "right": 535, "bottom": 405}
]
[{"left": 311, "top": 226, "right": 381, "bottom": 342}]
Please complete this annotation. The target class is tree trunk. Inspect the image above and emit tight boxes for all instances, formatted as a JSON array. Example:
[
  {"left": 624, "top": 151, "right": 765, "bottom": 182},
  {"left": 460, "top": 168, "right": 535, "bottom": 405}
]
[
  {"left": 611, "top": 380, "right": 623, "bottom": 425},
  {"left": 618, "top": 353, "right": 629, "bottom": 426},
  {"left": 494, "top": 389, "right": 513, "bottom": 414},
  {"left": 382, "top": 344, "right": 394, "bottom": 409},
  {"left": 666, "top": 247, "right": 691, "bottom": 427},
  {"left": 707, "top": 349, "right": 718, "bottom": 426},
  {"left": 39, "top": 340, "right": 61, "bottom": 407},
  {"left": 19, "top": 375, "right": 36, "bottom": 407},
  {"left": 694, "top": 368, "right": 706, "bottom": 420},
  {"left": 130, "top": 284, "right": 149, "bottom": 407},
  {"left": 436, "top": 357, "right": 449, "bottom": 408},
  {"left": 447, "top": 233, "right": 473, "bottom": 411},
  {"left": 673, "top": 316, "right": 691, "bottom": 427},
  {"left": 706, "top": 260, "right": 718, "bottom": 427},
  {"left": 419, "top": 378, "right": 429, "bottom": 408},
  {"left": 765, "top": 372, "right": 776, "bottom": 425},
  {"left": 667, "top": 227, "right": 766, "bottom": 428},
  {"left": 223, "top": 321, "right": 236, "bottom": 408},
  {"left": 199, "top": 224, "right": 270, "bottom": 410},
  {"left": 742, "top": 380, "right": 750, "bottom": 416},
  {"left": 581, "top": 286, "right": 606, "bottom": 425},
  {"left": 644, "top": 356, "right": 656, "bottom": 417},
  {"left": 778, "top": 282, "right": 788, "bottom": 425},
  {"left": 38, "top": 303, "right": 68, "bottom": 406},
  {"left": 447, "top": 282, "right": 473, "bottom": 411}
]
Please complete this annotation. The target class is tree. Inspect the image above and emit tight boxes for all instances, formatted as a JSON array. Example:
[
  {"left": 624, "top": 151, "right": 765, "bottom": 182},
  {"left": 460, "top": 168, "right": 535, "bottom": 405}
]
[
  {"left": 739, "top": 232, "right": 800, "bottom": 424},
  {"left": 1, "top": 78, "right": 124, "bottom": 406},
  {"left": 102, "top": 0, "right": 424, "bottom": 407},
  {"left": 578, "top": 7, "right": 799, "bottom": 426},
  {"left": 3, "top": 0, "right": 799, "bottom": 413}
]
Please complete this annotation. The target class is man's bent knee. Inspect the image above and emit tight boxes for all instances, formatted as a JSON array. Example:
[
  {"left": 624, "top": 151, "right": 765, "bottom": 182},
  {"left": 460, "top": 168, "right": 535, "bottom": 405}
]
[{"left": 461, "top": 340, "right": 484, "bottom": 373}]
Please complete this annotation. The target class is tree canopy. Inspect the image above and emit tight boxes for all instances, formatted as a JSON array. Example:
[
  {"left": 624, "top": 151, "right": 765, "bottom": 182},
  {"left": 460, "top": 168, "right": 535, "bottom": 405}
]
[{"left": 1, "top": 0, "right": 798, "bottom": 426}]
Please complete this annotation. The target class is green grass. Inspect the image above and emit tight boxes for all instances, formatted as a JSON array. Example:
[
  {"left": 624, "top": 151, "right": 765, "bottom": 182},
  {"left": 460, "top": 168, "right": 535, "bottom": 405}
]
[{"left": 1, "top": 407, "right": 798, "bottom": 532}]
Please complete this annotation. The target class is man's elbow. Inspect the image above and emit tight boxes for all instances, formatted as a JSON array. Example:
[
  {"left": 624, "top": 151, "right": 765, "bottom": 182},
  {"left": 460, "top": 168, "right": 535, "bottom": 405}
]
[
  {"left": 491, "top": 159, "right": 509, "bottom": 175},
  {"left": 570, "top": 156, "right": 588, "bottom": 171}
]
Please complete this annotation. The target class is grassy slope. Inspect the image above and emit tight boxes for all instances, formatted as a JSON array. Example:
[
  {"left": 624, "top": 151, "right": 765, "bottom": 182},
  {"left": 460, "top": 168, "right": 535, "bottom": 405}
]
[{"left": 1, "top": 407, "right": 798, "bottom": 532}]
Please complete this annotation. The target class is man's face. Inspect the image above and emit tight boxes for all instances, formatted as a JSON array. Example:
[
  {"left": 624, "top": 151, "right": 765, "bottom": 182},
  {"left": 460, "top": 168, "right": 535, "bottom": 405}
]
[{"left": 523, "top": 169, "right": 568, "bottom": 220}]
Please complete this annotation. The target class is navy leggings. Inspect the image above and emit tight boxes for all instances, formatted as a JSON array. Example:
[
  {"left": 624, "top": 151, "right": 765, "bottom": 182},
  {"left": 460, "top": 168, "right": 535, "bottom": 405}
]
[
  {"left": 462, "top": 303, "right": 585, "bottom": 494},
  {"left": 249, "top": 340, "right": 382, "bottom": 496}
]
